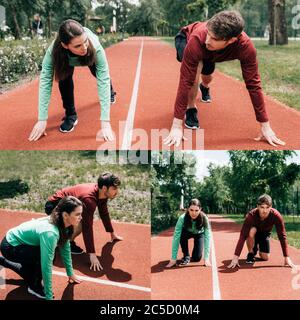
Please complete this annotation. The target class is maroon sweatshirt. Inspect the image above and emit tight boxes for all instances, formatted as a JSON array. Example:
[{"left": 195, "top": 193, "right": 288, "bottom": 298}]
[
  {"left": 48, "top": 183, "right": 114, "bottom": 253},
  {"left": 234, "top": 208, "right": 289, "bottom": 257},
  {"left": 174, "top": 22, "right": 268, "bottom": 122}
]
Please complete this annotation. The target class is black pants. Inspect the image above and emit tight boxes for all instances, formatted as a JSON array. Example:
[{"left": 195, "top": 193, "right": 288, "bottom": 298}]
[
  {"left": 58, "top": 64, "right": 115, "bottom": 116},
  {"left": 175, "top": 30, "right": 215, "bottom": 75},
  {"left": 0, "top": 236, "right": 42, "bottom": 286},
  {"left": 44, "top": 200, "right": 59, "bottom": 215},
  {"left": 180, "top": 228, "right": 204, "bottom": 262},
  {"left": 253, "top": 231, "right": 271, "bottom": 254}
]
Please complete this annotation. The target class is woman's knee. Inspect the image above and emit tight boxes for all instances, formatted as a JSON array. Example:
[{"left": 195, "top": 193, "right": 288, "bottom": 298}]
[{"left": 191, "top": 253, "right": 202, "bottom": 262}]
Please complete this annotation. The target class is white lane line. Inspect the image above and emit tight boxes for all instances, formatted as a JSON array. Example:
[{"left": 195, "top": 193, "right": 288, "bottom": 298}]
[
  {"left": 52, "top": 270, "right": 151, "bottom": 293},
  {"left": 210, "top": 231, "right": 222, "bottom": 300},
  {"left": 121, "top": 39, "right": 144, "bottom": 150}
]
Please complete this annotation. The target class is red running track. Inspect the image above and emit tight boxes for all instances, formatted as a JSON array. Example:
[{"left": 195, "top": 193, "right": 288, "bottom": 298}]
[
  {"left": 151, "top": 215, "right": 300, "bottom": 300},
  {"left": 0, "top": 39, "right": 140, "bottom": 150},
  {"left": 1, "top": 37, "right": 300, "bottom": 150},
  {"left": 151, "top": 228, "right": 212, "bottom": 300},
  {"left": 0, "top": 209, "right": 150, "bottom": 300}
]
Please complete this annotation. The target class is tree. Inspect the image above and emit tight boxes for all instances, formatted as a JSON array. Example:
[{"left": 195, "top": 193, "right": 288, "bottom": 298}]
[
  {"left": 234, "top": 0, "right": 269, "bottom": 37},
  {"left": 268, "top": 0, "right": 288, "bottom": 45},
  {"left": 151, "top": 152, "right": 198, "bottom": 233},
  {"left": 127, "top": 0, "right": 163, "bottom": 35},
  {"left": 0, "top": 0, "right": 45, "bottom": 39},
  {"left": 227, "top": 151, "right": 299, "bottom": 213},
  {"left": 206, "top": 0, "right": 238, "bottom": 17},
  {"left": 69, "top": 0, "right": 92, "bottom": 25},
  {"left": 198, "top": 163, "right": 232, "bottom": 213},
  {"left": 42, "top": 0, "right": 66, "bottom": 38}
]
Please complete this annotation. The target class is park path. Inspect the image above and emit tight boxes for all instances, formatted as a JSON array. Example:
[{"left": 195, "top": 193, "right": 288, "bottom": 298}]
[
  {"left": 0, "top": 209, "right": 150, "bottom": 300},
  {"left": 151, "top": 215, "right": 300, "bottom": 300},
  {"left": 0, "top": 37, "right": 299, "bottom": 150}
]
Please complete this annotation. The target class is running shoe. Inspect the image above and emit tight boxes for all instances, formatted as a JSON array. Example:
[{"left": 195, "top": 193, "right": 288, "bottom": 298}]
[
  {"left": 178, "top": 256, "right": 191, "bottom": 266},
  {"left": 199, "top": 83, "right": 211, "bottom": 103},
  {"left": 59, "top": 114, "right": 78, "bottom": 133},
  {"left": 70, "top": 241, "right": 84, "bottom": 255},
  {"left": 185, "top": 107, "right": 199, "bottom": 129},
  {"left": 246, "top": 252, "right": 255, "bottom": 264}
]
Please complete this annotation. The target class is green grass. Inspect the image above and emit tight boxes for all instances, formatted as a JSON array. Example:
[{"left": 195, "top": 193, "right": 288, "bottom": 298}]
[
  {"left": 222, "top": 213, "right": 300, "bottom": 250},
  {"left": 161, "top": 37, "right": 300, "bottom": 111},
  {"left": 0, "top": 151, "right": 150, "bottom": 224}
]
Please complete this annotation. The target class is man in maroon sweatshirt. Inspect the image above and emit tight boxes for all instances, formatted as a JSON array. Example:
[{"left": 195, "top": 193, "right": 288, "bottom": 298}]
[
  {"left": 45, "top": 172, "right": 123, "bottom": 271},
  {"left": 164, "top": 10, "right": 285, "bottom": 147},
  {"left": 228, "top": 194, "right": 295, "bottom": 268}
]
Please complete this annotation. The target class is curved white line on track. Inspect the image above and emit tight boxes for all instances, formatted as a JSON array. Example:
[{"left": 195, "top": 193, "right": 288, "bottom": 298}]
[{"left": 52, "top": 270, "right": 151, "bottom": 292}]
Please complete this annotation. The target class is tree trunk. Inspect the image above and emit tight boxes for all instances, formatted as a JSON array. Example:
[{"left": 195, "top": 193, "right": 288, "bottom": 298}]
[
  {"left": 28, "top": 17, "right": 32, "bottom": 38},
  {"left": 9, "top": 4, "right": 21, "bottom": 39},
  {"left": 47, "top": 14, "right": 52, "bottom": 38},
  {"left": 268, "top": 0, "right": 288, "bottom": 45}
]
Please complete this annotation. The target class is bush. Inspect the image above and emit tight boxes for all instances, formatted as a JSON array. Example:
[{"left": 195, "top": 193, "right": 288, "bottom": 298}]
[
  {"left": 0, "top": 33, "right": 127, "bottom": 85},
  {"left": 0, "top": 38, "right": 49, "bottom": 84}
]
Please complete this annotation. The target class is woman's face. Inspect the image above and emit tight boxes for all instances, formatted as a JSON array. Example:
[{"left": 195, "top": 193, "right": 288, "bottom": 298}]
[
  {"left": 62, "top": 33, "right": 89, "bottom": 56},
  {"left": 188, "top": 205, "right": 201, "bottom": 220},
  {"left": 64, "top": 206, "right": 83, "bottom": 227}
]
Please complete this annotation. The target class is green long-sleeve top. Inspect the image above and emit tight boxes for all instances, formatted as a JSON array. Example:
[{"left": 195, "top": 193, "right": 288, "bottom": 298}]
[
  {"left": 38, "top": 27, "right": 111, "bottom": 121},
  {"left": 6, "top": 216, "right": 73, "bottom": 300},
  {"left": 171, "top": 213, "right": 211, "bottom": 261}
]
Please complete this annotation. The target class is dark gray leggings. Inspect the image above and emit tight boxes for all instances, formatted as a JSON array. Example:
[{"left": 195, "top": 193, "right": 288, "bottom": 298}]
[
  {"left": 180, "top": 228, "right": 204, "bottom": 262},
  {"left": 0, "top": 236, "right": 42, "bottom": 286},
  {"left": 58, "top": 64, "right": 115, "bottom": 116}
]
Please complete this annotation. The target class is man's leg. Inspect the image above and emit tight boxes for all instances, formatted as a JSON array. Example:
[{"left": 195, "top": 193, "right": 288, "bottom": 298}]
[
  {"left": 259, "top": 252, "right": 270, "bottom": 261},
  {"left": 71, "top": 221, "right": 82, "bottom": 241},
  {"left": 201, "top": 74, "right": 213, "bottom": 88},
  {"left": 185, "top": 63, "right": 202, "bottom": 129},
  {"left": 70, "top": 222, "right": 84, "bottom": 254},
  {"left": 187, "top": 62, "right": 202, "bottom": 109},
  {"left": 246, "top": 227, "right": 257, "bottom": 264},
  {"left": 199, "top": 60, "right": 215, "bottom": 103},
  {"left": 246, "top": 227, "right": 257, "bottom": 253},
  {"left": 257, "top": 232, "right": 271, "bottom": 261}
]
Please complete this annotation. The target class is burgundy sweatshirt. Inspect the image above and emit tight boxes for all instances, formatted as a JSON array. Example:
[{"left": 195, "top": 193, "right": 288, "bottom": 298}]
[
  {"left": 174, "top": 22, "right": 268, "bottom": 122},
  {"left": 48, "top": 183, "right": 113, "bottom": 253},
  {"left": 234, "top": 208, "right": 289, "bottom": 257}
]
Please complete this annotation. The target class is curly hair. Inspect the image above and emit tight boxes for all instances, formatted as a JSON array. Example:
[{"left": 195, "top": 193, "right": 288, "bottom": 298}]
[{"left": 207, "top": 10, "right": 245, "bottom": 40}]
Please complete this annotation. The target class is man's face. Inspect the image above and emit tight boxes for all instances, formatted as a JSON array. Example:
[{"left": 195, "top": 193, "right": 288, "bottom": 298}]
[
  {"left": 257, "top": 204, "right": 272, "bottom": 220},
  {"left": 104, "top": 186, "right": 119, "bottom": 200},
  {"left": 61, "top": 33, "right": 89, "bottom": 56},
  {"left": 205, "top": 28, "right": 237, "bottom": 51}
]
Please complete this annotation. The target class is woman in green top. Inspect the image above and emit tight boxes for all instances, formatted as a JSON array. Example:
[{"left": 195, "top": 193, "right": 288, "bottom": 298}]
[
  {"left": 0, "top": 196, "right": 82, "bottom": 300},
  {"left": 166, "top": 198, "right": 212, "bottom": 268},
  {"left": 29, "top": 19, "right": 116, "bottom": 142}
]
